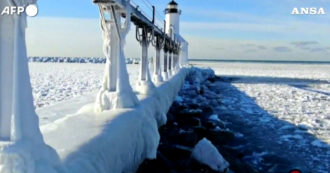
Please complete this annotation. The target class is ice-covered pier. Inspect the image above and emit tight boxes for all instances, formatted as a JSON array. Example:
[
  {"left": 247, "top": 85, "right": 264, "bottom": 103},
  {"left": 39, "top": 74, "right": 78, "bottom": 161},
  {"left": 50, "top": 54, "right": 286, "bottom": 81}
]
[{"left": 0, "top": 0, "right": 189, "bottom": 172}]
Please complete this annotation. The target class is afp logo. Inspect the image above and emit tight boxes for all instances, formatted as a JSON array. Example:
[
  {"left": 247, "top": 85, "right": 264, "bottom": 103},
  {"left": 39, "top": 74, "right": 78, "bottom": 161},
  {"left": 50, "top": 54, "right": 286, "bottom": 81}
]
[{"left": 1, "top": 4, "right": 38, "bottom": 17}]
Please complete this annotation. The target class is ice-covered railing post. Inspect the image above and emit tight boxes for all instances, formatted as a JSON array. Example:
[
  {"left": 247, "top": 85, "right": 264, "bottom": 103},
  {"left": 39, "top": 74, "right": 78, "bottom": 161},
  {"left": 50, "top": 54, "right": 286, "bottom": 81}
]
[
  {"left": 168, "top": 51, "right": 172, "bottom": 76},
  {"left": 0, "top": 0, "right": 62, "bottom": 172},
  {"left": 151, "top": 33, "right": 165, "bottom": 84},
  {"left": 162, "top": 41, "right": 169, "bottom": 81},
  {"left": 172, "top": 39, "right": 178, "bottom": 73},
  {"left": 167, "top": 26, "right": 174, "bottom": 77},
  {"left": 173, "top": 45, "right": 178, "bottom": 72},
  {"left": 171, "top": 36, "right": 179, "bottom": 74},
  {"left": 180, "top": 41, "right": 189, "bottom": 67},
  {"left": 175, "top": 39, "right": 181, "bottom": 71},
  {"left": 94, "top": 0, "right": 138, "bottom": 112},
  {"left": 135, "top": 26, "right": 156, "bottom": 94}
]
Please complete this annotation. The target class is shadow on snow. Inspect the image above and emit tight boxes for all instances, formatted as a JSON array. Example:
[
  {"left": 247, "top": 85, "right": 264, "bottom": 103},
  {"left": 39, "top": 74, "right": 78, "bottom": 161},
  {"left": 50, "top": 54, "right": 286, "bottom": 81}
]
[{"left": 212, "top": 75, "right": 329, "bottom": 173}]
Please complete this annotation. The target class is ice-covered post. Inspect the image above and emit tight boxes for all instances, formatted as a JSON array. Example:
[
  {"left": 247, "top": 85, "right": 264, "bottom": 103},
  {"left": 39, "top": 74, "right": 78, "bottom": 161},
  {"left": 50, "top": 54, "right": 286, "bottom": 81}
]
[
  {"left": 172, "top": 41, "right": 177, "bottom": 73},
  {"left": 151, "top": 35, "right": 165, "bottom": 84},
  {"left": 136, "top": 26, "right": 156, "bottom": 94},
  {"left": 167, "top": 27, "right": 176, "bottom": 77},
  {"left": 173, "top": 51, "right": 177, "bottom": 73},
  {"left": 0, "top": 0, "right": 61, "bottom": 172},
  {"left": 180, "top": 41, "right": 189, "bottom": 67},
  {"left": 174, "top": 41, "right": 181, "bottom": 72},
  {"left": 175, "top": 50, "right": 179, "bottom": 71},
  {"left": 94, "top": 1, "right": 138, "bottom": 112},
  {"left": 162, "top": 41, "right": 169, "bottom": 81},
  {"left": 168, "top": 49, "right": 173, "bottom": 76}
]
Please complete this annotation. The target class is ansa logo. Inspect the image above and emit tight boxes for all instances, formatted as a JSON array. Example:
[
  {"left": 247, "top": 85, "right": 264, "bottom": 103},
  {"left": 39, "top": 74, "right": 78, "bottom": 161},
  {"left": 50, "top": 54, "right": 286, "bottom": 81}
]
[{"left": 291, "top": 7, "right": 325, "bottom": 15}]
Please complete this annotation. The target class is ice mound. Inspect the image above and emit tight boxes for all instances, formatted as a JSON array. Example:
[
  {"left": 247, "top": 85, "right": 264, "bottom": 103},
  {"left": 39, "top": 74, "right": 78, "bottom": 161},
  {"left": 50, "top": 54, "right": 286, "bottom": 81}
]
[{"left": 192, "top": 138, "right": 229, "bottom": 172}]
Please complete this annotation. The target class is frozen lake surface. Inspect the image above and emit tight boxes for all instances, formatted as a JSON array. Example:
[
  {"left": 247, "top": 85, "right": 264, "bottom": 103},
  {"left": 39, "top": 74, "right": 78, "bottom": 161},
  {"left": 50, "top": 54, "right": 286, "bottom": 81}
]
[
  {"left": 29, "top": 63, "right": 140, "bottom": 108},
  {"left": 194, "top": 61, "right": 330, "bottom": 144},
  {"left": 194, "top": 61, "right": 330, "bottom": 172}
]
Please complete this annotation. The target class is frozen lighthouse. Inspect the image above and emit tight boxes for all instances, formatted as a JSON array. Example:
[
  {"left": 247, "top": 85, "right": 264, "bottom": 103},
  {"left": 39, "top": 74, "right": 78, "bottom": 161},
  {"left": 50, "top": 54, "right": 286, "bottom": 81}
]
[
  {"left": 164, "top": 0, "right": 181, "bottom": 76},
  {"left": 165, "top": 0, "right": 181, "bottom": 36},
  {"left": 164, "top": 0, "right": 188, "bottom": 76}
]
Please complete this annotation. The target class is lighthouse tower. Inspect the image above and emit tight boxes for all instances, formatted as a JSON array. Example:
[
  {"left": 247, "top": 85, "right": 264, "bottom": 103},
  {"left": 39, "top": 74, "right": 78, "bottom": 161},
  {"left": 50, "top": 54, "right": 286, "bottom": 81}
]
[{"left": 165, "top": 0, "right": 181, "bottom": 36}]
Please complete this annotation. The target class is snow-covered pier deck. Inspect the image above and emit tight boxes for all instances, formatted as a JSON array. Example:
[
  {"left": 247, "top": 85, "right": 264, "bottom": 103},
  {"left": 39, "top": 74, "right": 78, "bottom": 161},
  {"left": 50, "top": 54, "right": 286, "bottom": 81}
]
[
  {"left": 41, "top": 69, "right": 189, "bottom": 173},
  {"left": 0, "top": 0, "right": 189, "bottom": 172}
]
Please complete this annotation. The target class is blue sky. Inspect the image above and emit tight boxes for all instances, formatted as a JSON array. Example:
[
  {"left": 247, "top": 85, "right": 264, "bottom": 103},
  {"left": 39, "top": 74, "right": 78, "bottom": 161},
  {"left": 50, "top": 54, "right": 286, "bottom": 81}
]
[{"left": 26, "top": 0, "right": 330, "bottom": 61}]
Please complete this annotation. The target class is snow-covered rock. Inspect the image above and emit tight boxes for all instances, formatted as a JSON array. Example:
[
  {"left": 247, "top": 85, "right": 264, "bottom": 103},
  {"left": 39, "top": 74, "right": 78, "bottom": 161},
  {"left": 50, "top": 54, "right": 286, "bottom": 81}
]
[
  {"left": 192, "top": 138, "right": 229, "bottom": 172},
  {"left": 209, "top": 114, "right": 221, "bottom": 122}
]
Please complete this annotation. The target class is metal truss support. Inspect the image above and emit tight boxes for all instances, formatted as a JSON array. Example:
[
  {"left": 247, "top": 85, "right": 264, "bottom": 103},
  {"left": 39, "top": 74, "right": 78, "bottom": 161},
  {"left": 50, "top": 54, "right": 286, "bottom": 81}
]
[
  {"left": 173, "top": 41, "right": 181, "bottom": 72},
  {"left": 162, "top": 42, "right": 169, "bottom": 81},
  {"left": 95, "top": 2, "right": 138, "bottom": 112},
  {"left": 151, "top": 35, "right": 165, "bottom": 84},
  {"left": 136, "top": 26, "right": 156, "bottom": 94},
  {"left": 168, "top": 51, "right": 173, "bottom": 76}
]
